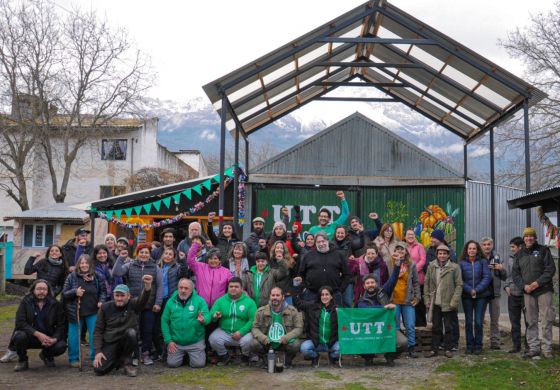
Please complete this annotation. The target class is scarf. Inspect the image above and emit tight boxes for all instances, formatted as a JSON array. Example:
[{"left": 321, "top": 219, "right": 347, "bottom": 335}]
[{"left": 47, "top": 257, "right": 63, "bottom": 266}]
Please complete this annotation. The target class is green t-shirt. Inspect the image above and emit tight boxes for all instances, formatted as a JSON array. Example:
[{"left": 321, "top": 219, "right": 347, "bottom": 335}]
[
  {"left": 268, "top": 310, "right": 285, "bottom": 349},
  {"left": 254, "top": 272, "right": 263, "bottom": 305},
  {"left": 319, "top": 307, "right": 331, "bottom": 344}
]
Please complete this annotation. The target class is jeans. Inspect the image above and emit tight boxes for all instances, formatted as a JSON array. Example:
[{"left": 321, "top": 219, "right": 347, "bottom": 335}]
[
  {"left": 395, "top": 304, "right": 416, "bottom": 348},
  {"left": 462, "top": 297, "right": 488, "bottom": 349},
  {"left": 300, "top": 340, "right": 339, "bottom": 359},
  {"left": 342, "top": 284, "right": 354, "bottom": 308},
  {"left": 68, "top": 314, "right": 97, "bottom": 362},
  {"left": 140, "top": 309, "right": 156, "bottom": 353}
]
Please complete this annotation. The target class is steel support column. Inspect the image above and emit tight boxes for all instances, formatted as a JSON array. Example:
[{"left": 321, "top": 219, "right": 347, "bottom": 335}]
[
  {"left": 463, "top": 143, "right": 468, "bottom": 180},
  {"left": 244, "top": 137, "right": 249, "bottom": 173},
  {"left": 523, "top": 99, "right": 531, "bottom": 226},
  {"left": 218, "top": 96, "right": 227, "bottom": 226},
  {"left": 233, "top": 126, "right": 240, "bottom": 236},
  {"left": 90, "top": 212, "right": 96, "bottom": 247},
  {"left": 489, "top": 127, "right": 496, "bottom": 240}
]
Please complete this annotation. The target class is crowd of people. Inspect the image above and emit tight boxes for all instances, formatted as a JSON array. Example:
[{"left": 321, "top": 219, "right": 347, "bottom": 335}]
[{"left": 0, "top": 191, "right": 557, "bottom": 377}]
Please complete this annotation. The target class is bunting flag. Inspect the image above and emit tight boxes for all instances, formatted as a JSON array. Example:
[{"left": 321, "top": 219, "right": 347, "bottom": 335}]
[
  {"left": 97, "top": 176, "right": 233, "bottom": 230},
  {"left": 94, "top": 166, "right": 237, "bottom": 220}
]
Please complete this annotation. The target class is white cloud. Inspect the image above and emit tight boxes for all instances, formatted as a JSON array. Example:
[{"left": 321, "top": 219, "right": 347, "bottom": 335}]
[
  {"left": 199, "top": 129, "right": 216, "bottom": 141},
  {"left": 418, "top": 142, "right": 464, "bottom": 155},
  {"left": 470, "top": 146, "right": 490, "bottom": 158}
]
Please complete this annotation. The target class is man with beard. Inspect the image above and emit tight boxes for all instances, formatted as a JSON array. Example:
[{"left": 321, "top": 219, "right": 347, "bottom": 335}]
[
  {"left": 11, "top": 279, "right": 67, "bottom": 371},
  {"left": 93, "top": 276, "right": 152, "bottom": 377},
  {"left": 62, "top": 227, "right": 94, "bottom": 273},
  {"left": 161, "top": 278, "right": 211, "bottom": 368},
  {"left": 245, "top": 217, "right": 267, "bottom": 266},
  {"left": 250, "top": 287, "right": 303, "bottom": 368},
  {"left": 356, "top": 261, "right": 407, "bottom": 366},
  {"left": 295, "top": 232, "right": 351, "bottom": 306},
  {"left": 152, "top": 228, "right": 177, "bottom": 261},
  {"left": 348, "top": 213, "right": 383, "bottom": 258},
  {"left": 308, "top": 191, "right": 349, "bottom": 240}
]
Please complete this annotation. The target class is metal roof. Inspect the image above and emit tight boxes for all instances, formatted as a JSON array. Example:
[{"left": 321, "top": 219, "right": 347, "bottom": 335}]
[
  {"left": 203, "top": 0, "right": 546, "bottom": 142},
  {"left": 507, "top": 186, "right": 560, "bottom": 213},
  {"left": 249, "top": 112, "right": 464, "bottom": 186},
  {"left": 3, "top": 203, "right": 90, "bottom": 222}
]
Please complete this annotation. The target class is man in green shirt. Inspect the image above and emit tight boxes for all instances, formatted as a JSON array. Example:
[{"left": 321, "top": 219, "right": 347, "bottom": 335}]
[
  {"left": 308, "top": 191, "right": 349, "bottom": 240},
  {"left": 208, "top": 277, "right": 257, "bottom": 365},
  {"left": 251, "top": 287, "right": 303, "bottom": 368},
  {"left": 161, "top": 278, "right": 211, "bottom": 368}
]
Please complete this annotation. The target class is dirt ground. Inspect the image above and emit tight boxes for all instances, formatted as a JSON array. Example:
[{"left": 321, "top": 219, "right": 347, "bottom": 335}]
[{"left": 0, "top": 297, "right": 553, "bottom": 390}]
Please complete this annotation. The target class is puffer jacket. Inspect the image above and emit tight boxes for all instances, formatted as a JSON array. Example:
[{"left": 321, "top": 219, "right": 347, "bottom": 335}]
[
  {"left": 62, "top": 271, "right": 107, "bottom": 322},
  {"left": 459, "top": 257, "right": 492, "bottom": 298},
  {"left": 159, "top": 260, "right": 189, "bottom": 300},
  {"left": 424, "top": 260, "right": 463, "bottom": 312},
  {"left": 242, "top": 261, "right": 289, "bottom": 307},
  {"left": 24, "top": 256, "right": 66, "bottom": 297},
  {"left": 112, "top": 257, "right": 163, "bottom": 309},
  {"left": 512, "top": 243, "right": 556, "bottom": 297}
]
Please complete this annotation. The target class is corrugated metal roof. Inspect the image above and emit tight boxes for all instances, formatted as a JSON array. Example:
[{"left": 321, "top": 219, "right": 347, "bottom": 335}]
[
  {"left": 203, "top": 0, "right": 546, "bottom": 141},
  {"left": 3, "top": 203, "right": 90, "bottom": 221},
  {"left": 507, "top": 186, "right": 560, "bottom": 213},
  {"left": 251, "top": 112, "right": 463, "bottom": 179}
]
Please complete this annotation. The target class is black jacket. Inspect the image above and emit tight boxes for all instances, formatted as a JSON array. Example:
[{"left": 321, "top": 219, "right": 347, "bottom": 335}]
[
  {"left": 15, "top": 294, "right": 66, "bottom": 341},
  {"left": 294, "top": 294, "right": 338, "bottom": 348},
  {"left": 512, "top": 243, "right": 556, "bottom": 297},
  {"left": 61, "top": 239, "right": 93, "bottom": 271},
  {"left": 348, "top": 219, "right": 382, "bottom": 257},
  {"left": 207, "top": 221, "right": 239, "bottom": 264},
  {"left": 24, "top": 256, "right": 66, "bottom": 297},
  {"left": 62, "top": 272, "right": 107, "bottom": 322},
  {"left": 298, "top": 244, "right": 351, "bottom": 293}
]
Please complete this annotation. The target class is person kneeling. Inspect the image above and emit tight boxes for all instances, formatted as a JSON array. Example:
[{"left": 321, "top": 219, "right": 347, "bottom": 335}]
[
  {"left": 12, "top": 279, "right": 67, "bottom": 371},
  {"left": 93, "top": 276, "right": 152, "bottom": 377},
  {"left": 209, "top": 277, "right": 257, "bottom": 365},
  {"left": 162, "top": 278, "right": 210, "bottom": 368},
  {"left": 296, "top": 286, "right": 340, "bottom": 368},
  {"left": 251, "top": 287, "right": 303, "bottom": 369}
]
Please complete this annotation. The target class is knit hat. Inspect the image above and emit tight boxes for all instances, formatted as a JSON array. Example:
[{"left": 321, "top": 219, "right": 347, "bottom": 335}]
[
  {"left": 252, "top": 217, "right": 265, "bottom": 224},
  {"left": 436, "top": 244, "right": 450, "bottom": 253},
  {"left": 431, "top": 229, "right": 445, "bottom": 242},
  {"left": 116, "top": 237, "right": 129, "bottom": 246},
  {"left": 273, "top": 221, "right": 286, "bottom": 231},
  {"left": 394, "top": 241, "right": 407, "bottom": 249},
  {"left": 523, "top": 227, "right": 537, "bottom": 237}
]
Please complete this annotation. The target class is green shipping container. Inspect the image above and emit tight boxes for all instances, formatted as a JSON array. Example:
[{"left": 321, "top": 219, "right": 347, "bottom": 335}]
[{"left": 253, "top": 185, "right": 464, "bottom": 253}]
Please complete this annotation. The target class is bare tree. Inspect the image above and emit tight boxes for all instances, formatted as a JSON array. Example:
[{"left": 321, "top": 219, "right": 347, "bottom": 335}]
[
  {"left": 0, "top": 0, "right": 154, "bottom": 208},
  {"left": 125, "top": 167, "right": 194, "bottom": 192},
  {"left": 498, "top": 3, "right": 560, "bottom": 189},
  {"left": 204, "top": 140, "right": 281, "bottom": 174}
]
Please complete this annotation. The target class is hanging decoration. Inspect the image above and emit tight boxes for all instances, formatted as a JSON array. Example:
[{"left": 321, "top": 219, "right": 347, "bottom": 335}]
[{"left": 238, "top": 171, "right": 247, "bottom": 227}]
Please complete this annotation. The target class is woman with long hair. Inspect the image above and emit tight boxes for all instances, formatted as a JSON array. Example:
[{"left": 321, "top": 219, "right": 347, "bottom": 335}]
[
  {"left": 269, "top": 240, "right": 297, "bottom": 304},
  {"left": 63, "top": 254, "right": 106, "bottom": 367},
  {"left": 92, "top": 244, "right": 115, "bottom": 300},
  {"left": 23, "top": 245, "right": 66, "bottom": 297},
  {"left": 207, "top": 212, "right": 239, "bottom": 264},
  {"left": 227, "top": 242, "right": 249, "bottom": 277},
  {"left": 351, "top": 242, "right": 388, "bottom": 305},
  {"left": 373, "top": 223, "right": 397, "bottom": 267},
  {"left": 459, "top": 240, "right": 491, "bottom": 354}
]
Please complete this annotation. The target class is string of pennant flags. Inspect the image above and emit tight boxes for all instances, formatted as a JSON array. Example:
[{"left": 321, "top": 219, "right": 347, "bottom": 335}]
[{"left": 92, "top": 167, "right": 236, "bottom": 230}]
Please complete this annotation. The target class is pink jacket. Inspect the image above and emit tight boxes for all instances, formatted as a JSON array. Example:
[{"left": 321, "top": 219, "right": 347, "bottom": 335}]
[
  {"left": 407, "top": 240, "right": 427, "bottom": 285},
  {"left": 187, "top": 242, "right": 232, "bottom": 308}
]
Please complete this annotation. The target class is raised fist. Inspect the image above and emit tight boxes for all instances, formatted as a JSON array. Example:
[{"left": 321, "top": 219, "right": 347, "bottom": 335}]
[
  {"left": 369, "top": 212, "right": 378, "bottom": 220},
  {"left": 143, "top": 275, "right": 153, "bottom": 285},
  {"left": 208, "top": 212, "right": 216, "bottom": 221},
  {"left": 336, "top": 191, "right": 345, "bottom": 199}
]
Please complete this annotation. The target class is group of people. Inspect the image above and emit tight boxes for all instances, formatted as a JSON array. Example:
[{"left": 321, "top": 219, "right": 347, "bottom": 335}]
[{"left": 1, "top": 191, "right": 557, "bottom": 377}]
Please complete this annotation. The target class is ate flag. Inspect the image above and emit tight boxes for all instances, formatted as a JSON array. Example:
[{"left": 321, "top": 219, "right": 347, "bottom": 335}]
[{"left": 337, "top": 308, "right": 396, "bottom": 354}]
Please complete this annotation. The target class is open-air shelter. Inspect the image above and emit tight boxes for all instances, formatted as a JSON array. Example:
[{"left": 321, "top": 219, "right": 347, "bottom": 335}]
[{"left": 203, "top": 0, "right": 546, "bottom": 240}]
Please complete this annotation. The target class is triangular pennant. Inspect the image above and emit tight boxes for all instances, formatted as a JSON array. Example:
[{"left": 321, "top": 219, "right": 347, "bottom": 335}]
[
  {"left": 212, "top": 174, "right": 221, "bottom": 183},
  {"left": 133, "top": 205, "right": 143, "bottom": 216},
  {"left": 224, "top": 167, "right": 233, "bottom": 177},
  {"left": 192, "top": 184, "right": 202, "bottom": 196},
  {"left": 124, "top": 208, "right": 132, "bottom": 218},
  {"left": 183, "top": 188, "right": 192, "bottom": 200},
  {"left": 143, "top": 203, "right": 152, "bottom": 214},
  {"left": 162, "top": 197, "right": 171, "bottom": 208},
  {"left": 172, "top": 193, "right": 182, "bottom": 204},
  {"left": 114, "top": 209, "right": 123, "bottom": 219},
  {"left": 202, "top": 179, "right": 212, "bottom": 191},
  {"left": 152, "top": 200, "right": 162, "bottom": 212},
  {"left": 105, "top": 210, "right": 114, "bottom": 219}
]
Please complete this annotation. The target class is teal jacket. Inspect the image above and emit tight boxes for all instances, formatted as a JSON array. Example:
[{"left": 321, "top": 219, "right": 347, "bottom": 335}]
[
  {"left": 309, "top": 199, "right": 349, "bottom": 240},
  {"left": 161, "top": 289, "right": 210, "bottom": 346},
  {"left": 210, "top": 292, "right": 257, "bottom": 336}
]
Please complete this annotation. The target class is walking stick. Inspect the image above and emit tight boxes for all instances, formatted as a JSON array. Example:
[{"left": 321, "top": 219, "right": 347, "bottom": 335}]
[{"left": 77, "top": 296, "right": 82, "bottom": 371}]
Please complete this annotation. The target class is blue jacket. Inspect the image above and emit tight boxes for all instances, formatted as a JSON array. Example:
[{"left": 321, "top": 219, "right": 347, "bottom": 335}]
[
  {"left": 459, "top": 257, "right": 491, "bottom": 298},
  {"left": 356, "top": 264, "right": 400, "bottom": 308}
]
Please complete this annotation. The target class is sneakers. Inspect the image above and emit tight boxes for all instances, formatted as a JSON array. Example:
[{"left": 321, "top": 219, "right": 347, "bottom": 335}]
[
  {"left": 131, "top": 358, "right": 139, "bottom": 366},
  {"left": 39, "top": 351, "right": 56, "bottom": 367},
  {"left": 1, "top": 349, "right": 18, "bottom": 363},
  {"left": 542, "top": 351, "right": 553, "bottom": 359},
  {"left": 13, "top": 360, "right": 28, "bottom": 372},
  {"left": 408, "top": 347, "right": 418, "bottom": 358},
  {"left": 142, "top": 351, "right": 153, "bottom": 366},
  {"left": 424, "top": 350, "right": 438, "bottom": 358},
  {"left": 523, "top": 351, "right": 541, "bottom": 360},
  {"left": 124, "top": 364, "right": 137, "bottom": 377},
  {"left": 329, "top": 356, "right": 342, "bottom": 368},
  {"left": 311, "top": 357, "right": 319, "bottom": 368},
  {"left": 69, "top": 361, "right": 81, "bottom": 368},
  {"left": 444, "top": 350, "right": 453, "bottom": 358},
  {"left": 216, "top": 353, "right": 231, "bottom": 366}
]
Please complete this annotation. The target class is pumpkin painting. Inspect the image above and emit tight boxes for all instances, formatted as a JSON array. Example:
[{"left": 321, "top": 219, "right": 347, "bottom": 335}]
[{"left": 419, "top": 205, "right": 447, "bottom": 228}]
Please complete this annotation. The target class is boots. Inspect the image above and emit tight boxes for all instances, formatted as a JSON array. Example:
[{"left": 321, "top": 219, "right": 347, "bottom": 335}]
[{"left": 408, "top": 346, "right": 418, "bottom": 358}]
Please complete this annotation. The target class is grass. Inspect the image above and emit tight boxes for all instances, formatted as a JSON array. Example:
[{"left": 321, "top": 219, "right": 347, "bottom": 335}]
[
  {"left": 314, "top": 370, "right": 341, "bottom": 380},
  {"left": 0, "top": 304, "right": 17, "bottom": 322},
  {"left": 433, "top": 355, "right": 560, "bottom": 390},
  {"left": 0, "top": 294, "right": 20, "bottom": 302},
  {"left": 158, "top": 366, "right": 239, "bottom": 387}
]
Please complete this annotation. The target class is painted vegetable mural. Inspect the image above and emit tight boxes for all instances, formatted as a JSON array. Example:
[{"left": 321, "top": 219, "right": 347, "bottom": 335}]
[{"left": 413, "top": 201, "right": 459, "bottom": 248}]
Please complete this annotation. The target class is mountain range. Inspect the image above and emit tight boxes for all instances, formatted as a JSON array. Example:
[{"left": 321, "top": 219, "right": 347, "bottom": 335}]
[{"left": 148, "top": 96, "right": 496, "bottom": 180}]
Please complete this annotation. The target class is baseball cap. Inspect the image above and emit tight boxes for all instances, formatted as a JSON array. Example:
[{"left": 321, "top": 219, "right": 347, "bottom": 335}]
[
  {"left": 113, "top": 284, "right": 130, "bottom": 294},
  {"left": 75, "top": 227, "right": 90, "bottom": 236}
]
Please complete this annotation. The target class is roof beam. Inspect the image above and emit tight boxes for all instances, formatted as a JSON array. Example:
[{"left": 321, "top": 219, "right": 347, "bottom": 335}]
[
  {"left": 224, "top": 96, "right": 248, "bottom": 141},
  {"left": 312, "top": 81, "right": 405, "bottom": 87},
  {"left": 317, "top": 37, "right": 437, "bottom": 45},
  {"left": 316, "top": 61, "right": 424, "bottom": 68},
  {"left": 219, "top": 5, "right": 381, "bottom": 92},
  {"left": 378, "top": 6, "right": 530, "bottom": 97},
  {"left": 315, "top": 97, "right": 398, "bottom": 102}
]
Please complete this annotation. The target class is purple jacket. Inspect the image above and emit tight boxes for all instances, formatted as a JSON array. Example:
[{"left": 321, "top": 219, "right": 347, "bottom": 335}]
[{"left": 187, "top": 242, "right": 232, "bottom": 308}]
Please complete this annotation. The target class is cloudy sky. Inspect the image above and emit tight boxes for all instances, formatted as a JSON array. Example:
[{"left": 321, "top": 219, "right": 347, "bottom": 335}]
[{"left": 57, "top": 0, "right": 554, "bottom": 103}]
